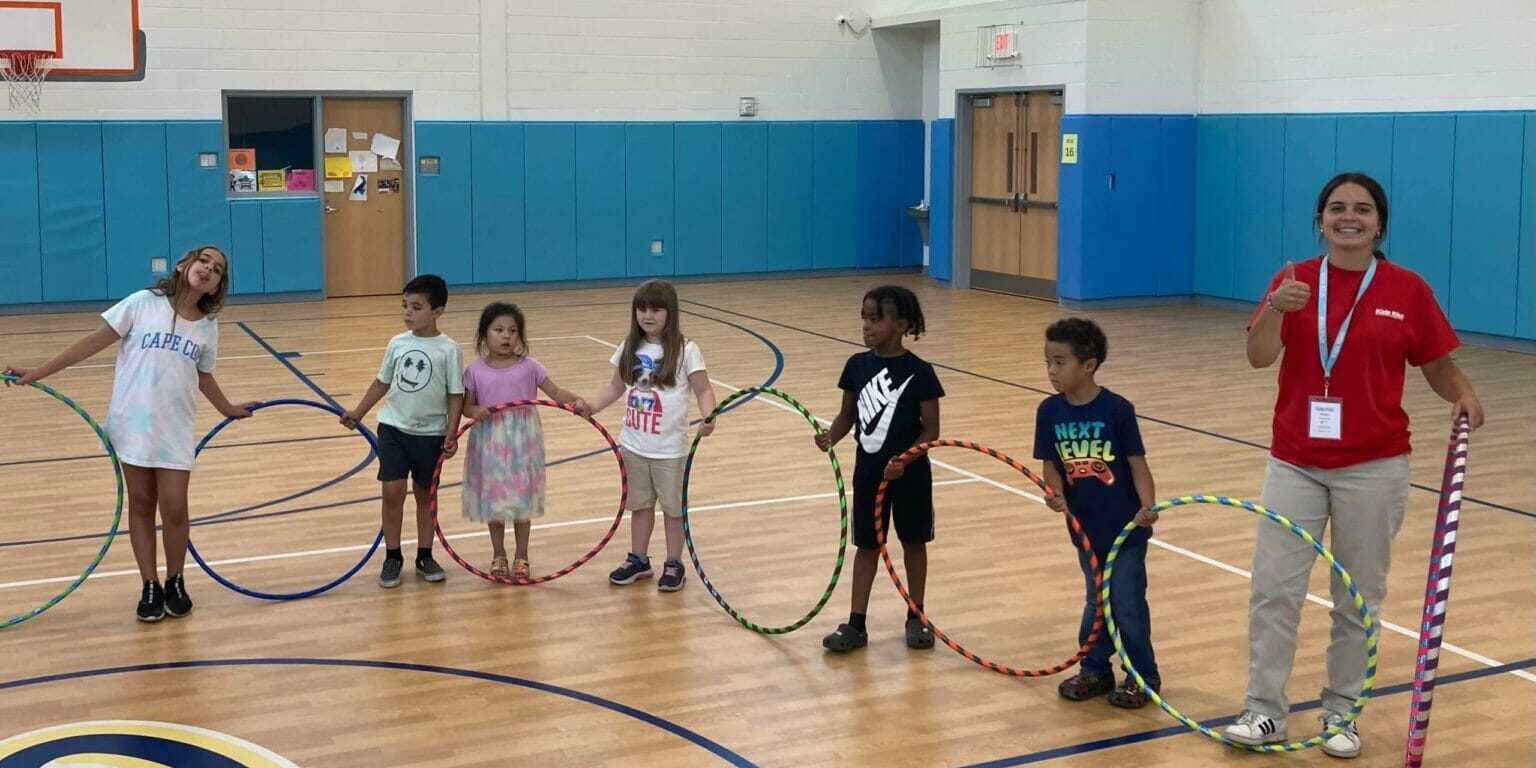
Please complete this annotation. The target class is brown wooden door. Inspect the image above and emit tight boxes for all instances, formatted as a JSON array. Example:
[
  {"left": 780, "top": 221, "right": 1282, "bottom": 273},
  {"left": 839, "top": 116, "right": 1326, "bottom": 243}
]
[
  {"left": 967, "top": 91, "right": 1064, "bottom": 298},
  {"left": 1018, "top": 91, "right": 1061, "bottom": 284},
  {"left": 969, "top": 93, "right": 1020, "bottom": 276},
  {"left": 321, "top": 97, "right": 407, "bottom": 297}
]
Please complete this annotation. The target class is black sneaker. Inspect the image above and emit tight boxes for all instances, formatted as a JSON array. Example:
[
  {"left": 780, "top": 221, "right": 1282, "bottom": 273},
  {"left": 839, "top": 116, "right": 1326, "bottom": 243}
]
[
  {"left": 164, "top": 573, "right": 193, "bottom": 618},
  {"left": 415, "top": 556, "right": 446, "bottom": 583},
  {"left": 608, "top": 553, "right": 653, "bottom": 585},
  {"left": 657, "top": 559, "right": 686, "bottom": 592},
  {"left": 379, "top": 557, "right": 404, "bottom": 588},
  {"left": 136, "top": 580, "right": 164, "bottom": 623}
]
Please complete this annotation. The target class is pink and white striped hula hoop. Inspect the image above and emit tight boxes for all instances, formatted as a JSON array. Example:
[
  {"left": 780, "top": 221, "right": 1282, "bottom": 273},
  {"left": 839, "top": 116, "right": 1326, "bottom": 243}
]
[{"left": 1403, "top": 415, "right": 1471, "bottom": 767}]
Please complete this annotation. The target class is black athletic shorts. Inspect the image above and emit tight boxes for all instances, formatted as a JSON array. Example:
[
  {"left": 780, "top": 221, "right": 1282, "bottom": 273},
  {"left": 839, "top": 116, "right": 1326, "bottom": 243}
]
[
  {"left": 376, "top": 423, "right": 446, "bottom": 488},
  {"left": 851, "top": 457, "right": 935, "bottom": 550}
]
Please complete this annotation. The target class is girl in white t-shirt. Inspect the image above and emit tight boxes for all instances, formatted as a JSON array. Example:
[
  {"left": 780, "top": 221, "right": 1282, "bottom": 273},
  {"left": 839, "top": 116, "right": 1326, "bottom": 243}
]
[
  {"left": 586, "top": 280, "right": 716, "bottom": 592},
  {"left": 5, "top": 246, "right": 255, "bottom": 623}
]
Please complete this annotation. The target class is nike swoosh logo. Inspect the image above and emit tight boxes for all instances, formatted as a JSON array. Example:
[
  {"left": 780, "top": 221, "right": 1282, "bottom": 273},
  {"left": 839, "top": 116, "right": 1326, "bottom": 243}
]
[{"left": 859, "top": 374, "right": 914, "bottom": 454}]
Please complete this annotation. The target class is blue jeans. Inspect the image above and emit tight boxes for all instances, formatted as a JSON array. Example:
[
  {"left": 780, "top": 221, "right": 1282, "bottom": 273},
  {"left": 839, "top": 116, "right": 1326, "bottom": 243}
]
[{"left": 1077, "top": 541, "right": 1159, "bottom": 683}]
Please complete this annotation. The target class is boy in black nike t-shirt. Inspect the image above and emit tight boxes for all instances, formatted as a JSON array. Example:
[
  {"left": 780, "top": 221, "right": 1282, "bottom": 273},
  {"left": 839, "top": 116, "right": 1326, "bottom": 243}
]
[{"left": 814, "top": 286, "right": 944, "bottom": 652}]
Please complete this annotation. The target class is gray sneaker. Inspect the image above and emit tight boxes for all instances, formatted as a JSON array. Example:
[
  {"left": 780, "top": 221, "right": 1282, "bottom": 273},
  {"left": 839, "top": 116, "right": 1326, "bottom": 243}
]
[
  {"left": 378, "top": 557, "right": 403, "bottom": 588},
  {"left": 415, "top": 556, "right": 447, "bottom": 583}
]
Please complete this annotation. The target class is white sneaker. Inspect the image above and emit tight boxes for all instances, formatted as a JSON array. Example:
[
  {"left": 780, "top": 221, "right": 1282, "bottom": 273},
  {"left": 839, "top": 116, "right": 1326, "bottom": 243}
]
[
  {"left": 1225, "top": 710, "right": 1288, "bottom": 745},
  {"left": 1320, "top": 712, "right": 1361, "bottom": 759}
]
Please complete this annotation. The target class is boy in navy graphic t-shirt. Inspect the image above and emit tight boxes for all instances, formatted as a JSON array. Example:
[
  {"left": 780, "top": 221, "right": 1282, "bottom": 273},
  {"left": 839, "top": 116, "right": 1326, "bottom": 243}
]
[{"left": 1033, "top": 317, "right": 1162, "bottom": 709}]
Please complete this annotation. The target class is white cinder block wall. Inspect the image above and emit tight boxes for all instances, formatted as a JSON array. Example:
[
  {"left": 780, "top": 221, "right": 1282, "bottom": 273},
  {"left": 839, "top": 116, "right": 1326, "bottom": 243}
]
[
  {"left": 1083, "top": 0, "right": 1198, "bottom": 114},
  {"left": 1199, "top": 0, "right": 1536, "bottom": 113},
  {"left": 23, "top": 0, "right": 923, "bottom": 121}
]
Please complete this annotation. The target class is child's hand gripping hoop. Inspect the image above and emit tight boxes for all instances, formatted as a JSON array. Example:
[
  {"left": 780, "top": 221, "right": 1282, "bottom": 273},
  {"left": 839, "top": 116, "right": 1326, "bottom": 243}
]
[
  {"left": 0, "top": 373, "right": 124, "bottom": 629},
  {"left": 1102, "top": 495, "right": 1379, "bottom": 752},
  {"left": 429, "top": 399, "right": 627, "bottom": 585},
  {"left": 1404, "top": 416, "right": 1471, "bottom": 767},
  {"left": 876, "top": 440, "right": 1103, "bottom": 677},
  {"left": 680, "top": 386, "right": 848, "bottom": 635},
  {"left": 189, "top": 399, "right": 384, "bottom": 600}
]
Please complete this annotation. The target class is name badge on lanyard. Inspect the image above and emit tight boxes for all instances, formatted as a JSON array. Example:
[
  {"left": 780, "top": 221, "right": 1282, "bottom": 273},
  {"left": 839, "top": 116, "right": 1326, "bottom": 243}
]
[{"left": 1310, "top": 258, "right": 1377, "bottom": 441}]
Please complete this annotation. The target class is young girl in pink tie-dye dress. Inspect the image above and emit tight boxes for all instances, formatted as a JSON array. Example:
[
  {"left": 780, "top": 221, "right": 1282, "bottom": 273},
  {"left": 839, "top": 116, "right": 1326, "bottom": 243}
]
[{"left": 461, "top": 302, "right": 587, "bottom": 580}]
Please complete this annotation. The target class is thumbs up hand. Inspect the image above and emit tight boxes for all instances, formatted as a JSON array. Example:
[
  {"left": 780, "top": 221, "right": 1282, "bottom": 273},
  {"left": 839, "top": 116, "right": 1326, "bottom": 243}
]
[{"left": 1267, "top": 262, "right": 1311, "bottom": 313}]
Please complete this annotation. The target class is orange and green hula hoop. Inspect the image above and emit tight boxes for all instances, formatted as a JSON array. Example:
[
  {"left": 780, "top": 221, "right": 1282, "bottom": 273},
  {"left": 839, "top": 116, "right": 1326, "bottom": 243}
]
[
  {"left": 1, "top": 373, "right": 124, "bottom": 629},
  {"left": 876, "top": 439, "right": 1103, "bottom": 677},
  {"left": 681, "top": 386, "right": 848, "bottom": 635},
  {"left": 1102, "top": 495, "right": 1378, "bottom": 752}
]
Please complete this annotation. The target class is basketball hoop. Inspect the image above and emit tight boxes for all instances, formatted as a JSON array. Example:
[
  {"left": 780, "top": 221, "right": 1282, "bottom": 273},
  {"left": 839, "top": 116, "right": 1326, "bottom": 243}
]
[{"left": 2, "top": 50, "right": 55, "bottom": 113}]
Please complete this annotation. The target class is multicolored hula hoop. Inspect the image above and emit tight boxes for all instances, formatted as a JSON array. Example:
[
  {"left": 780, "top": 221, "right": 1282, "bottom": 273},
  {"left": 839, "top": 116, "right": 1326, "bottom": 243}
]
[
  {"left": 1, "top": 373, "right": 124, "bottom": 629},
  {"left": 681, "top": 386, "right": 848, "bottom": 635},
  {"left": 1103, "top": 495, "right": 1379, "bottom": 752},
  {"left": 1404, "top": 416, "right": 1471, "bottom": 767},
  {"left": 190, "top": 399, "right": 384, "bottom": 600},
  {"left": 877, "top": 440, "right": 1103, "bottom": 677},
  {"left": 430, "top": 399, "right": 627, "bottom": 585}
]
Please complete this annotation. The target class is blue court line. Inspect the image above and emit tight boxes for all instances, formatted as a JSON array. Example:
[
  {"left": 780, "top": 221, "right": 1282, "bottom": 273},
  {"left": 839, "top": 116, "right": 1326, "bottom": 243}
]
[
  {"left": 236, "top": 321, "right": 338, "bottom": 409},
  {"left": 682, "top": 300, "right": 1533, "bottom": 521},
  {"left": 959, "top": 656, "right": 1536, "bottom": 767},
  {"left": 0, "top": 657, "right": 758, "bottom": 767}
]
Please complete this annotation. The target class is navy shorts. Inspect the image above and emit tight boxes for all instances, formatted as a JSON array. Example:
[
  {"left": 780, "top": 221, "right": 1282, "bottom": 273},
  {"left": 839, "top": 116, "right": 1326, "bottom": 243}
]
[{"left": 376, "top": 423, "right": 446, "bottom": 488}]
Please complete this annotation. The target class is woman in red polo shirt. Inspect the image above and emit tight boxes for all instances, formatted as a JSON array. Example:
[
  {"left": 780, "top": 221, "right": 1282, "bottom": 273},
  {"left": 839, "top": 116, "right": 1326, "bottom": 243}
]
[{"left": 1225, "top": 172, "right": 1484, "bottom": 759}]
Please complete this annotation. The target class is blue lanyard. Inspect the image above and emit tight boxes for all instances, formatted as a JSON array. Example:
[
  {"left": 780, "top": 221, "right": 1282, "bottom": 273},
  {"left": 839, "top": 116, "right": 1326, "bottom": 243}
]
[{"left": 1317, "top": 257, "right": 1377, "bottom": 395}]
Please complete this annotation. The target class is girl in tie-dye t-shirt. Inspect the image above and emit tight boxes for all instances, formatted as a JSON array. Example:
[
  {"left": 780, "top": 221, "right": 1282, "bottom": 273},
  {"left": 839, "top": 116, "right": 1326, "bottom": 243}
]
[
  {"left": 460, "top": 301, "right": 587, "bottom": 582},
  {"left": 4, "top": 246, "right": 255, "bottom": 623}
]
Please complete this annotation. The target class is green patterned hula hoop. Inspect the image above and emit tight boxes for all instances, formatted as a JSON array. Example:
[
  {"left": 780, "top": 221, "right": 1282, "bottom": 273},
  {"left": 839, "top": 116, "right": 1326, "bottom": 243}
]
[
  {"left": 680, "top": 386, "right": 848, "bottom": 634},
  {"left": 1102, "top": 495, "right": 1378, "bottom": 752},
  {"left": 1, "top": 373, "right": 124, "bottom": 629}
]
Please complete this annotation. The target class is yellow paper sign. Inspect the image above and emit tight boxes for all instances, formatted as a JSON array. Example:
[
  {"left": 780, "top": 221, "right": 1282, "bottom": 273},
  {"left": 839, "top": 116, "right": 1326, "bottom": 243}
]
[
  {"left": 324, "top": 156, "right": 353, "bottom": 179},
  {"left": 1061, "top": 134, "right": 1079, "bottom": 164},
  {"left": 257, "top": 170, "right": 286, "bottom": 191}
]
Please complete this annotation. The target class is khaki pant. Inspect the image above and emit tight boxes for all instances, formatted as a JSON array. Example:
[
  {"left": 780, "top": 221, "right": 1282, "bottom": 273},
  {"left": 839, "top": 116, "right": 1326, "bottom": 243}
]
[{"left": 1245, "top": 454, "right": 1410, "bottom": 718}]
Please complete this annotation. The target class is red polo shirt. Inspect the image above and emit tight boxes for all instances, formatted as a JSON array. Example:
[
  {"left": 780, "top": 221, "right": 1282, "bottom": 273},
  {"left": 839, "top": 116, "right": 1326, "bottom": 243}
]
[{"left": 1250, "top": 256, "right": 1459, "bottom": 469}]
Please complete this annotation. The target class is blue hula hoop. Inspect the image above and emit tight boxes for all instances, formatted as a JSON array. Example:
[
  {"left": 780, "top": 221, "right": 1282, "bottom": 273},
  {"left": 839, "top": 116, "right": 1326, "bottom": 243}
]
[{"left": 187, "top": 399, "right": 383, "bottom": 600}]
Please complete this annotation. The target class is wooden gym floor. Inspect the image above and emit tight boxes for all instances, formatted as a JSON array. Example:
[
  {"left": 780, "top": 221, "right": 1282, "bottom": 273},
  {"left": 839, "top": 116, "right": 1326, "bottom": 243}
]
[{"left": 0, "top": 274, "right": 1531, "bottom": 767}]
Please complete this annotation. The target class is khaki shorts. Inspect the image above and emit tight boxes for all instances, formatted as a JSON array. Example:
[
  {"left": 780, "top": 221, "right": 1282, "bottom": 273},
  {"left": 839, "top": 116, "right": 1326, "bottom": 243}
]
[{"left": 621, "top": 448, "right": 685, "bottom": 518}]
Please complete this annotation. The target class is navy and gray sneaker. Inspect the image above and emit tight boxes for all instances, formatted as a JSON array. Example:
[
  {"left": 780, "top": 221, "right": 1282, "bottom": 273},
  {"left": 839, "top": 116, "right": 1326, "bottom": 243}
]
[
  {"left": 415, "top": 556, "right": 446, "bottom": 583},
  {"left": 657, "top": 559, "right": 686, "bottom": 592},
  {"left": 136, "top": 580, "right": 164, "bottom": 623},
  {"left": 164, "top": 573, "right": 193, "bottom": 618},
  {"left": 608, "top": 553, "right": 653, "bottom": 585},
  {"left": 379, "top": 557, "right": 404, "bottom": 588}
]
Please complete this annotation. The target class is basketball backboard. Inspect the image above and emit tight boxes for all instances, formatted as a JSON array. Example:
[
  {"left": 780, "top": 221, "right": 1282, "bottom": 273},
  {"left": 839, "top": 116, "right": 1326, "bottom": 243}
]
[{"left": 0, "top": 0, "right": 145, "bottom": 81}]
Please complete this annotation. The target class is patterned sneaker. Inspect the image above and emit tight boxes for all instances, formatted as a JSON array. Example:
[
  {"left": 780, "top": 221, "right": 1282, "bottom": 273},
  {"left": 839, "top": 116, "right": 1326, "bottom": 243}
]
[
  {"left": 163, "top": 573, "right": 193, "bottom": 618},
  {"left": 608, "top": 553, "right": 653, "bottom": 585},
  {"left": 378, "top": 557, "right": 403, "bottom": 588},
  {"left": 1107, "top": 678, "right": 1159, "bottom": 709},
  {"left": 1225, "top": 710, "right": 1288, "bottom": 746},
  {"left": 1320, "top": 712, "right": 1361, "bottom": 759},
  {"left": 136, "top": 580, "right": 164, "bottom": 623},
  {"left": 657, "top": 560, "right": 686, "bottom": 592},
  {"left": 1057, "top": 671, "right": 1115, "bottom": 701},
  {"left": 415, "top": 556, "right": 447, "bottom": 583}
]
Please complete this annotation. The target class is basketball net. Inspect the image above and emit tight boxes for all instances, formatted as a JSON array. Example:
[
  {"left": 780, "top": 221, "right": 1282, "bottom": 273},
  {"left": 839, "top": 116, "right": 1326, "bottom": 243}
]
[{"left": 2, "top": 51, "right": 55, "bottom": 113}]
